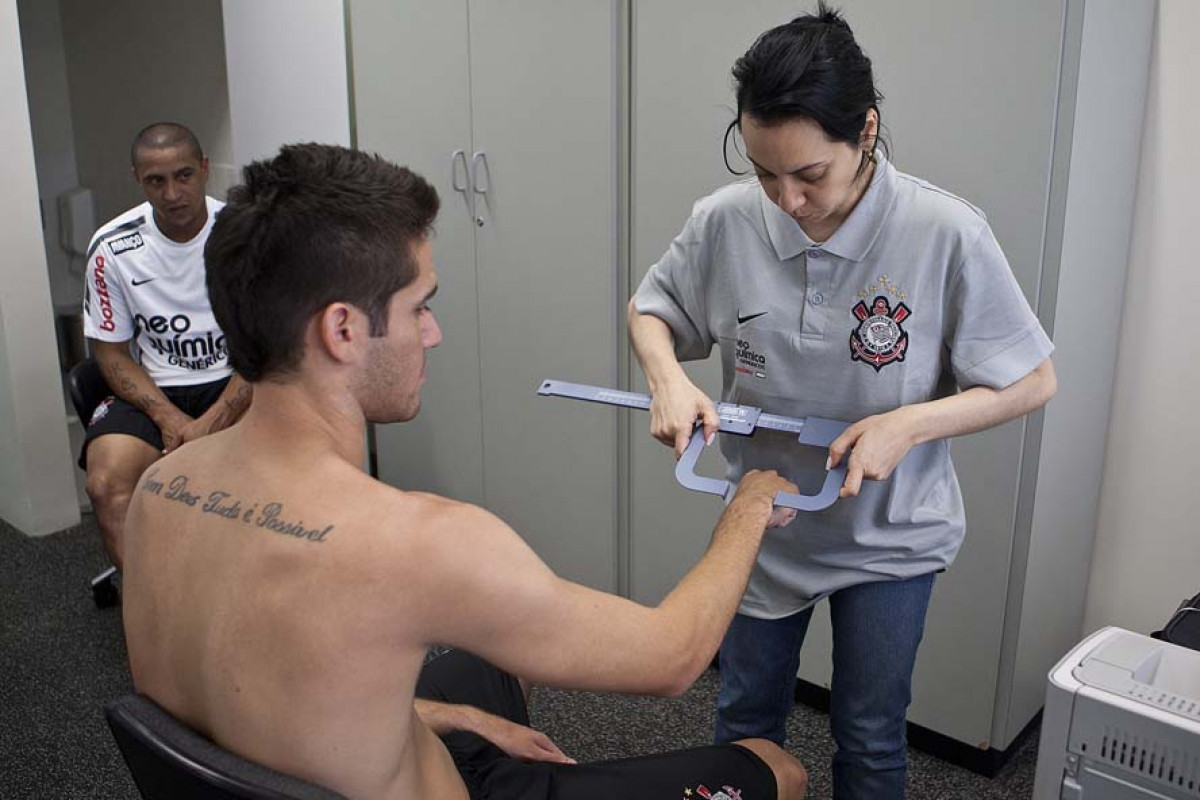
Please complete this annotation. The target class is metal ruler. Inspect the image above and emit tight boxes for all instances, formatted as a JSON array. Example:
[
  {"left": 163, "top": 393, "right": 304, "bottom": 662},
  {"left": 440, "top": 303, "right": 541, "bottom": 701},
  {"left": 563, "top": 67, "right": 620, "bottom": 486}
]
[{"left": 537, "top": 379, "right": 849, "bottom": 511}]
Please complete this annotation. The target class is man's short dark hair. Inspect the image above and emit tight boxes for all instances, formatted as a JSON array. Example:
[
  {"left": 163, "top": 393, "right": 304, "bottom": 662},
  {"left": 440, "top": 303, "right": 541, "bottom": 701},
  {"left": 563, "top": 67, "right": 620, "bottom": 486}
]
[
  {"left": 131, "top": 122, "right": 205, "bottom": 168},
  {"left": 205, "top": 143, "right": 439, "bottom": 382}
]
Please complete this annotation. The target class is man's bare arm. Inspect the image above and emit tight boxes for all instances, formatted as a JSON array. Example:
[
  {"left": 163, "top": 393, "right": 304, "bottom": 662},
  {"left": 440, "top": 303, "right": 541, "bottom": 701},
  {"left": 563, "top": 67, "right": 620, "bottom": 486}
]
[
  {"left": 92, "top": 339, "right": 192, "bottom": 449},
  {"left": 406, "top": 470, "right": 795, "bottom": 698}
]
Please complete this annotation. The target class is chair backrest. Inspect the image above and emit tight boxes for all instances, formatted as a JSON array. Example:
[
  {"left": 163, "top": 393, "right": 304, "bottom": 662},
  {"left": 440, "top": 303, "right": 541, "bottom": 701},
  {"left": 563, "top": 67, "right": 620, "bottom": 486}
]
[
  {"left": 68, "top": 357, "right": 112, "bottom": 425},
  {"left": 105, "top": 694, "right": 348, "bottom": 800}
]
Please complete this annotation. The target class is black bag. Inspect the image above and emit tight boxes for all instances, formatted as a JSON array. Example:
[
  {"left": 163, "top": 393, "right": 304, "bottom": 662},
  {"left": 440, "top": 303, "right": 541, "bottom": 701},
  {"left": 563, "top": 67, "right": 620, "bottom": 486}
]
[{"left": 1151, "top": 591, "right": 1200, "bottom": 652}]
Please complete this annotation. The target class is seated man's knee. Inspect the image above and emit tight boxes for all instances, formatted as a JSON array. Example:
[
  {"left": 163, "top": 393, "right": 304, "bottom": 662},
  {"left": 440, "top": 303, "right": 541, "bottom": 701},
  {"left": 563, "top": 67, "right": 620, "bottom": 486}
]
[
  {"left": 735, "top": 738, "right": 807, "bottom": 799},
  {"left": 86, "top": 438, "right": 159, "bottom": 510},
  {"left": 86, "top": 467, "right": 135, "bottom": 510}
]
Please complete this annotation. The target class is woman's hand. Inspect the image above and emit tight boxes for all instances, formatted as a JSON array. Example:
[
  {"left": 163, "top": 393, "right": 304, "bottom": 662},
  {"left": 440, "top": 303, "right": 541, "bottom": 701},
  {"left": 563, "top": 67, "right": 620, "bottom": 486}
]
[
  {"left": 827, "top": 406, "right": 921, "bottom": 497},
  {"left": 649, "top": 376, "right": 720, "bottom": 458}
]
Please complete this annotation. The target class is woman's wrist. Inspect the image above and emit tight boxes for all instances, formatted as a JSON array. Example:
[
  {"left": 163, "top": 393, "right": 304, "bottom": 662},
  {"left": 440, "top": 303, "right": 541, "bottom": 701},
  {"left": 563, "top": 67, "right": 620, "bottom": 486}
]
[
  {"left": 645, "top": 361, "right": 689, "bottom": 395},
  {"left": 894, "top": 402, "right": 936, "bottom": 448}
]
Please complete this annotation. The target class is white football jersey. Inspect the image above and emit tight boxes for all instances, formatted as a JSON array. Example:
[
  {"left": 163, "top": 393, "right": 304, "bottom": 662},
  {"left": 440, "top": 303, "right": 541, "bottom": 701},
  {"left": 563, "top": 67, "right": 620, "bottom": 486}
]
[{"left": 83, "top": 197, "right": 232, "bottom": 387}]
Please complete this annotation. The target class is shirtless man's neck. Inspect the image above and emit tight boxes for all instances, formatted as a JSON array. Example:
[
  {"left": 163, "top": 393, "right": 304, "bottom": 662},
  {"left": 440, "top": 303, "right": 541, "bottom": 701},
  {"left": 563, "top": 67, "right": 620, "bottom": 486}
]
[{"left": 239, "top": 378, "right": 368, "bottom": 467}]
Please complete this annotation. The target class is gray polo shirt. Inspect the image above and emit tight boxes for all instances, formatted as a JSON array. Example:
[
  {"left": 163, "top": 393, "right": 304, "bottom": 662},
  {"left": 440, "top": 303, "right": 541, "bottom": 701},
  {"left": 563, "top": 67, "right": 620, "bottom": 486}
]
[{"left": 634, "top": 155, "right": 1053, "bottom": 618}]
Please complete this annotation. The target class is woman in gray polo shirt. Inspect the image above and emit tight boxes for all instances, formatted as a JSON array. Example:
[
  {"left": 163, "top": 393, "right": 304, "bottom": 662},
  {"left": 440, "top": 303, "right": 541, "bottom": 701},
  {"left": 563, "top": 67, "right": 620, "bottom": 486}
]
[{"left": 629, "top": 5, "right": 1057, "bottom": 798}]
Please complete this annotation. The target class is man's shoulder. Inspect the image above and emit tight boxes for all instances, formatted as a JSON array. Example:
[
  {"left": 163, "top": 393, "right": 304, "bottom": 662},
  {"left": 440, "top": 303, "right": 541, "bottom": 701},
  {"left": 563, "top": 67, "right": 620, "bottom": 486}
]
[
  {"left": 373, "top": 484, "right": 502, "bottom": 539},
  {"left": 88, "top": 203, "right": 153, "bottom": 260},
  {"left": 204, "top": 196, "right": 226, "bottom": 220},
  {"left": 355, "top": 483, "right": 523, "bottom": 574},
  {"left": 92, "top": 203, "right": 153, "bottom": 243},
  {"left": 300, "top": 468, "right": 496, "bottom": 537}
]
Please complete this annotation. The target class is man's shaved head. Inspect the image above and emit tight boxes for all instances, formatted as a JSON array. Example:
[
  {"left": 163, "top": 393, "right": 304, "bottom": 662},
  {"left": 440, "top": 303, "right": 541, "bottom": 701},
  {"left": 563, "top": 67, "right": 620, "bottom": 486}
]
[{"left": 131, "top": 122, "right": 204, "bottom": 169}]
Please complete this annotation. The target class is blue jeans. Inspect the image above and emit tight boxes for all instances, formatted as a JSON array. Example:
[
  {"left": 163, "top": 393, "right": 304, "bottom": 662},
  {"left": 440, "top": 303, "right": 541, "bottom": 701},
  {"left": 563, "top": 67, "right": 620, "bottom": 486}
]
[{"left": 715, "top": 573, "right": 936, "bottom": 800}]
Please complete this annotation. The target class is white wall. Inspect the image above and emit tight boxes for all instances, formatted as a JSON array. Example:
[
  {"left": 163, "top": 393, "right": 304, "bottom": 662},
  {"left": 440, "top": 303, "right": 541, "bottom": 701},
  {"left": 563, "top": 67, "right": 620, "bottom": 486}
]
[
  {"left": 996, "top": 0, "right": 1154, "bottom": 745},
  {"left": 59, "top": 0, "right": 234, "bottom": 224},
  {"left": 222, "top": 0, "right": 351, "bottom": 166},
  {"left": 0, "top": 1, "right": 81, "bottom": 535},
  {"left": 17, "top": 0, "right": 82, "bottom": 313},
  {"left": 1083, "top": 0, "right": 1200, "bottom": 635}
]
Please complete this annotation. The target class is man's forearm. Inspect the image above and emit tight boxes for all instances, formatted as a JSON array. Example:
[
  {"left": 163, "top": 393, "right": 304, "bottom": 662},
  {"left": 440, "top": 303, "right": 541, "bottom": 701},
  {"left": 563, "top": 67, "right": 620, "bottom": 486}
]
[
  {"left": 413, "top": 698, "right": 482, "bottom": 737},
  {"left": 650, "top": 488, "right": 774, "bottom": 692},
  {"left": 92, "top": 340, "right": 179, "bottom": 429},
  {"left": 198, "top": 374, "right": 253, "bottom": 433}
]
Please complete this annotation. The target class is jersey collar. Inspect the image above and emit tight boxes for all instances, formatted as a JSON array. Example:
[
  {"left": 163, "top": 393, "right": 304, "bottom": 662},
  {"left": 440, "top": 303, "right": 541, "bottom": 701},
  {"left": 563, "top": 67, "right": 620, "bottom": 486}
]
[{"left": 760, "top": 153, "right": 899, "bottom": 264}]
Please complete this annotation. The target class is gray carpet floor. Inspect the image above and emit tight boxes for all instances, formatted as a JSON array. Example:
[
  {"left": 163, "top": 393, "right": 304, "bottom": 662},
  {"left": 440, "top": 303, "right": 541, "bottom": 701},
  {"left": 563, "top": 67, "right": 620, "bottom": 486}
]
[{"left": 0, "top": 515, "right": 1039, "bottom": 798}]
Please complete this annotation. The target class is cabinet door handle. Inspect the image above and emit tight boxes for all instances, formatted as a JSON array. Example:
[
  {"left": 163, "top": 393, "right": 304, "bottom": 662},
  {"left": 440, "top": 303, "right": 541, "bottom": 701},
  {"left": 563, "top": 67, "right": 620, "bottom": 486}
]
[
  {"left": 451, "top": 149, "right": 469, "bottom": 194},
  {"left": 471, "top": 151, "right": 490, "bottom": 195}
]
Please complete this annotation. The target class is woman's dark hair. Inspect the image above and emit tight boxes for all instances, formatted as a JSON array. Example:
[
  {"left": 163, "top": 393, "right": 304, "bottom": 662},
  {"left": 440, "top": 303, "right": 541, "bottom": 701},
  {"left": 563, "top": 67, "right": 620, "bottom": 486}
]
[
  {"left": 205, "top": 143, "right": 439, "bottom": 382},
  {"left": 724, "top": 2, "right": 888, "bottom": 174}
]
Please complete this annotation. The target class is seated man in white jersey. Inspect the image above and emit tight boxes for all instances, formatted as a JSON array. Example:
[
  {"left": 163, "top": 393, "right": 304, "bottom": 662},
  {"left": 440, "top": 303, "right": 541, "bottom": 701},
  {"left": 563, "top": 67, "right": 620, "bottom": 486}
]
[{"left": 81, "top": 122, "right": 251, "bottom": 581}]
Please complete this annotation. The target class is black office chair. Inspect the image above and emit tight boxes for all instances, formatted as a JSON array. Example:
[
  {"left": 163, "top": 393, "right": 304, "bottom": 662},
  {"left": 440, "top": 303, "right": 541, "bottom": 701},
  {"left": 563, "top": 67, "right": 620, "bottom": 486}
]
[
  {"left": 105, "top": 694, "right": 348, "bottom": 800},
  {"left": 67, "top": 357, "right": 121, "bottom": 607}
]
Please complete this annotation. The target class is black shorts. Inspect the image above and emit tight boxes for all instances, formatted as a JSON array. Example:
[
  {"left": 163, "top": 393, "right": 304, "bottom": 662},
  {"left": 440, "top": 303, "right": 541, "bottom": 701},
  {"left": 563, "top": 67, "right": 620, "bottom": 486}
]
[
  {"left": 78, "top": 377, "right": 230, "bottom": 470},
  {"left": 416, "top": 649, "right": 777, "bottom": 800}
]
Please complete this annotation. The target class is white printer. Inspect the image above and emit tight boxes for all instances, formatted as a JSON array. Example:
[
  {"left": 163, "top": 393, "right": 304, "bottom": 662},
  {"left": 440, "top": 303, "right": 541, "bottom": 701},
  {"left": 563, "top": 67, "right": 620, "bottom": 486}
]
[{"left": 1034, "top": 627, "right": 1200, "bottom": 799}]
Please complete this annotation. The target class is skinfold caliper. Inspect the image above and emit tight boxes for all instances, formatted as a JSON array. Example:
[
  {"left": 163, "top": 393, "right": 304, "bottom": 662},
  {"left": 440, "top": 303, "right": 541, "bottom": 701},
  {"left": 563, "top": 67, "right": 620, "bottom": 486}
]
[{"left": 537, "top": 379, "right": 850, "bottom": 512}]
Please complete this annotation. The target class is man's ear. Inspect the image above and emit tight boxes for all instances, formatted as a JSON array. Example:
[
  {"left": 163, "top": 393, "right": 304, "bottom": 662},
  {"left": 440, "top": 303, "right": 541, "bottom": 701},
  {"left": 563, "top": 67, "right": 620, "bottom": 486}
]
[{"left": 314, "top": 303, "right": 366, "bottom": 365}]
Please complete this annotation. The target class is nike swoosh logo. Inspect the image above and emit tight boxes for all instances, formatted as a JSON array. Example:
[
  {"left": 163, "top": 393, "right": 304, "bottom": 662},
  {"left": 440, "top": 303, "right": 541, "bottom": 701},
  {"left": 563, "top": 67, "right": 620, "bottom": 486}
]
[
  {"left": 737, "top": 311, "right": 768, "bottom": 325},
  {"left": 131, "top": 278, "right": 156, "bottom": 287}
]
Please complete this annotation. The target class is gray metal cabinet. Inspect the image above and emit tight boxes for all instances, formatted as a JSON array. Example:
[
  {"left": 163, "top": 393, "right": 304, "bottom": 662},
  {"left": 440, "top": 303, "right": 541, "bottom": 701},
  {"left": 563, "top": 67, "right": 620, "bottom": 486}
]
[
  {"left": 349, "top": 0, "right": 622, "bottom": 591},
  {"left": 629, "top": 0, "right": 1153, "bottom": 759}
]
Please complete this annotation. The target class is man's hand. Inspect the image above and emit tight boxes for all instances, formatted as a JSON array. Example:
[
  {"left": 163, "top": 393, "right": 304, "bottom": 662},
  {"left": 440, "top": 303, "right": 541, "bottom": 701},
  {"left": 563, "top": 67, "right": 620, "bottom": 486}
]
[
  {"left": 414, "top": 699, "right": 575, "bottom": 765},
  {"left": 172, "top": 416, "right": 213, "bottom": 451},
  {"left": 474, "top": 713, "right": 576, "bottom": 764},
  {"left": 827, "top": 406, "right": 920, "bottom": 498},
  {"left": 729, "top": 469, "right": 801, "bottom": 530},
  {"left": 165, "top": 376, "right": 253, "bottom": 452},
  {"left": 649, "top": 376, "right": 720, "bottom": 458},
  {"left": 158, "top": 410, "right": 197, "bottom": 453}
]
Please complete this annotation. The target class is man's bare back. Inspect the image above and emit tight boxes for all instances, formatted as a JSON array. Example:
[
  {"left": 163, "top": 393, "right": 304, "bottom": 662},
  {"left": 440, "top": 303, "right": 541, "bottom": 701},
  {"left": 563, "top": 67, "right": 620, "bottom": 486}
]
[{"left": 124, "top": 430, "right": 471, "bottom": 798}]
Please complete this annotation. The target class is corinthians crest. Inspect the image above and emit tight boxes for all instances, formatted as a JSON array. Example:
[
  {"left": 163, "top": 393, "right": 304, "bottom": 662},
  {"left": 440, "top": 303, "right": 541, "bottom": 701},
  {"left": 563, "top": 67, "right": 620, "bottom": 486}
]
[
  {"left": 849, "top": 295, "right": 911, "bottom": 371},
  {"left": 682, "top": 785, "right": 743, "bottom": 800}
]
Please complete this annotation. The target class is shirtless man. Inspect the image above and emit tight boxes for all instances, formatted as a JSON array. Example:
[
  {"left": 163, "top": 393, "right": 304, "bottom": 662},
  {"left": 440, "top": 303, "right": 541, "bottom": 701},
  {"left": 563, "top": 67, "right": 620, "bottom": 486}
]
[{"left": 121, "top": 144, "right": 808, "bottom": 800}]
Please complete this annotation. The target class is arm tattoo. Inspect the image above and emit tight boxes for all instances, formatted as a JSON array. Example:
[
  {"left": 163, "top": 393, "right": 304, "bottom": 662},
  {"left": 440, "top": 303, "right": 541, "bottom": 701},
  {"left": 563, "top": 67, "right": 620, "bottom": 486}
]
[
  {"left": 138, "top": 468, "right": 334, "bottom": 544},
  {"left": 101, "top": 357, "right": 161, "bottom": 415},
  {"left": 210, "top": 384, "right": 253, "bottom": 431}
]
